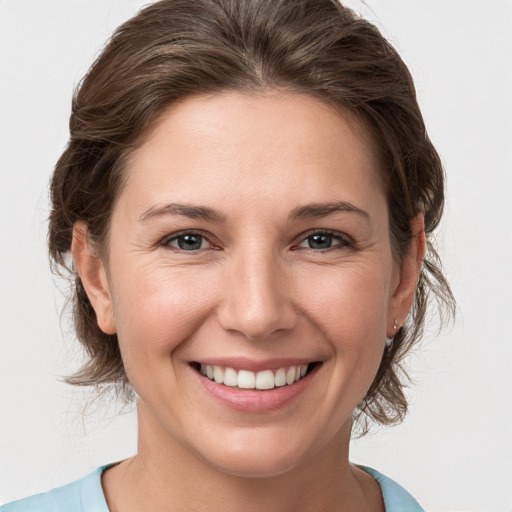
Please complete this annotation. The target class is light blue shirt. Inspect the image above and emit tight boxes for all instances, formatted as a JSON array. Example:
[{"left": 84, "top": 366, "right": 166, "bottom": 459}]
[{"left": 1, "top": 464, "right": 424, "bottom": 511}]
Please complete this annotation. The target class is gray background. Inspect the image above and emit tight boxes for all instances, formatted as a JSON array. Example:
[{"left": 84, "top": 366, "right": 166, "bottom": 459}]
[{"left": 1, "top": 1, "right": 511, "bottom": 510}]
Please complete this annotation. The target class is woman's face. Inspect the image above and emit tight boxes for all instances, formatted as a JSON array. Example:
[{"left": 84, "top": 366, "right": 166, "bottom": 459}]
[{"left": 77, "top": 91, "right": 419, "bottom": 477}]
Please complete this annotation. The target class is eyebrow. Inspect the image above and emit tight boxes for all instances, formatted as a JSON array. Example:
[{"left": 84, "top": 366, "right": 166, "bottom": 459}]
[
  {"left": 139, "top": 200, "right": 369, "bottom": 223},
  {"left": 288, "top": 201, "right": 370, "bottom": 222},
  {"left": 139, "top": 203, "right": 226, "bottom": 223}
]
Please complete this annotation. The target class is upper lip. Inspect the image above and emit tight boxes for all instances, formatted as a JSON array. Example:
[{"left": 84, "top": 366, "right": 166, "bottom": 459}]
[{"left": 191, "top": 357, "right": 317, "bottom": 372}]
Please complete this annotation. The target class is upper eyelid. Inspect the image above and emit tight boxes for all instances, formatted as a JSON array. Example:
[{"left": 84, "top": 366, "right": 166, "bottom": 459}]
[
  {"left": 295, "top": 229, "right": 352, "bottom": 244},
  {"left": 165, "top": 229, "right": 209, "bottom": 239}
]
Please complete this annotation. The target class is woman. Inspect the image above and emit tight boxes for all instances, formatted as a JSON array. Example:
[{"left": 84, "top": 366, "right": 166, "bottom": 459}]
[{"left": 1, "top": 0, "right": 454, "bottom": 510}]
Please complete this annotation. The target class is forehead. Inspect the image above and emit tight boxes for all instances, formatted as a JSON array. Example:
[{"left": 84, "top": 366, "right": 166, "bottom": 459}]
[{"left": 120, "top": 91, "right": 384, "bottom": 218}]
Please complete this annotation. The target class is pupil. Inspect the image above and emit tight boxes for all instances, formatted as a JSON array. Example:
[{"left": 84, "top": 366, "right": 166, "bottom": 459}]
[
  {"left": 178, "top": 235, "right": 202, "bottom": 250},
  {"left": 309, "top": 234, "right": 332, "bottom": 249}
]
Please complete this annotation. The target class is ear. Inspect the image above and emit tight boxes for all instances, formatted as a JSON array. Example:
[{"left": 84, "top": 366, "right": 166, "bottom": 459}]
[
  {"left": 71, "top": 222, "right": 116, "bottom": 335},
  {"left": 387, "top": 215, "right": 426, "bottom": 337}
]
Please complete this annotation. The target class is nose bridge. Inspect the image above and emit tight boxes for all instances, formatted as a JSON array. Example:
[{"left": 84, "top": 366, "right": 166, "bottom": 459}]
[{"left": 219, "top": 242, "right": 296, "bottom": 340}]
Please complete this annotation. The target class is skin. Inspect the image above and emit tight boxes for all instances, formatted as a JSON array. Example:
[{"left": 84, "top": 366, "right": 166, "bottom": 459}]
[{"left": 73, "top": 91, "right": 425, "bottom": 512}]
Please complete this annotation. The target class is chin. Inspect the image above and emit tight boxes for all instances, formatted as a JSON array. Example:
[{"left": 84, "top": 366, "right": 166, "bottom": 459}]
[
  {"left": 208, "top": 447, "right": 307, "bottom": 479},
  {"left": 189, "top": 425, "right": 329, "bottom": 480}
]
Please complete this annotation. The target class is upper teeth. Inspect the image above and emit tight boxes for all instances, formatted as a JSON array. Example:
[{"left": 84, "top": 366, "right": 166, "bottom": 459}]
[{"left": 200, "top": 364, "right": 309, "bottom": 390}]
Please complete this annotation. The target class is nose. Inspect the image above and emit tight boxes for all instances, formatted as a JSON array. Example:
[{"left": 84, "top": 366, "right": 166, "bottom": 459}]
[{"left": 217, "top": 247, "right": 298, "bottom": 340}]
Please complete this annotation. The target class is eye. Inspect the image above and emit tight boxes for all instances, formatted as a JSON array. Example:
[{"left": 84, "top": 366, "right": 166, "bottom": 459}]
[
  {"left": 164, "top": 232, "right": 213, "bottom": 251},
  {"left": 297, "top": 231, "right": 352, "bottom": 250}
]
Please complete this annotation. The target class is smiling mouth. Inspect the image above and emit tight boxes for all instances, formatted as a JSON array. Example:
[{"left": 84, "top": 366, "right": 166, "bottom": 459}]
[{"left": 191, "top": 362, "right": 321, "bottom": 390}]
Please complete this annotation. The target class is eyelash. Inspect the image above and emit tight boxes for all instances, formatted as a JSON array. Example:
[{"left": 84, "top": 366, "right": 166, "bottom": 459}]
[{"left": 161, "top": 229, "right": 354, "bottom": 253}]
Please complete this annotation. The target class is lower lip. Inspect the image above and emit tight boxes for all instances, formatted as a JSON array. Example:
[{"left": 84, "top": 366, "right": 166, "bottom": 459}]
[{"left": 193, "top": 365, "right": 320, "bottom": 413}]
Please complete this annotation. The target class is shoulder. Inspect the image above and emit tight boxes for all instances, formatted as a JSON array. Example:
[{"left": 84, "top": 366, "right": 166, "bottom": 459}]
[
  {"left": 359, "top": 466, "right": 425, "bottom": 512},
  {"left": 0, "top": 466, "right": 110, "bottom": 512}
]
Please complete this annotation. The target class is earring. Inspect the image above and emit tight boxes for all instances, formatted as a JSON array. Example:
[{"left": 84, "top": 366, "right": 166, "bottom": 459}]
[{"left": 385, "top": 319, "right": 399, "bottom": 348}]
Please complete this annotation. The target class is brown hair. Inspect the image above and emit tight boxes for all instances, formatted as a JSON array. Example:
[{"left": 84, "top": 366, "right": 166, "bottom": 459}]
[{"left": 49, "top": 0, "right": 455, "bottom": 432}]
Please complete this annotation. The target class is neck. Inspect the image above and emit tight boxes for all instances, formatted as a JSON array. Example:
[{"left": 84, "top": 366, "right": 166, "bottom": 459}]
[{"left": 102, "top": 402, "right": 381, "bottom": 512}]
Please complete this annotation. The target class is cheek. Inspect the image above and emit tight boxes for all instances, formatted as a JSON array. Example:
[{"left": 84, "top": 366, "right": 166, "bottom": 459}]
[
  {"left": 287, "top": 264, "right": 392, "bottom": 436},
  {"left": 296, "top": 263, "right": 391, "bottom": 347},
  {"left": 110, "top": 265, "right": 219, "bottom": 367}
]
